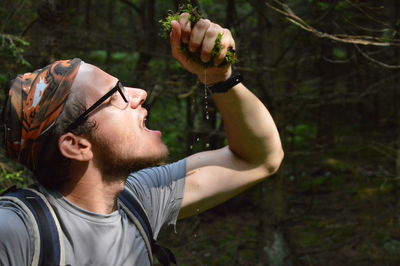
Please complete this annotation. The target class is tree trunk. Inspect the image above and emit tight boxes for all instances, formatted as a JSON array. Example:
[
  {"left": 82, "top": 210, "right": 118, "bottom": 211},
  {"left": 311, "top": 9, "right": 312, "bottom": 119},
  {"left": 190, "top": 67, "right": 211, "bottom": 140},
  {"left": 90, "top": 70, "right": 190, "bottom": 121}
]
[
  {"left": 316, "top": 41, "right": 334, "bottom": 148},
  {"left": 104, "top": 0, "right": 114, "bottom": 72},
  {"left": 249, "top": 0, "right": 292, "bottom": 265},
  {"left": 258, "top": 173, "right": 292, "bottom": 266},
  {"left": 134, "top": 0, "right": 155, "bottom": 81},
  {"left": 225, "top": 0, "right": 236, "bottom": 28},
  {"left": 387, "top": 0, "right": 400, "bottom": 226}
]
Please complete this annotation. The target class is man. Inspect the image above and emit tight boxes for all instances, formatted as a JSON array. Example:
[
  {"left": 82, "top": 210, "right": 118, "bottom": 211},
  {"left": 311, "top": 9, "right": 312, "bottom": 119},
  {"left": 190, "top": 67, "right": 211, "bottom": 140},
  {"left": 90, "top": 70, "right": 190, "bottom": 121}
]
[{"left": 0, "top": 14, "right": 283, "bottom": 265}]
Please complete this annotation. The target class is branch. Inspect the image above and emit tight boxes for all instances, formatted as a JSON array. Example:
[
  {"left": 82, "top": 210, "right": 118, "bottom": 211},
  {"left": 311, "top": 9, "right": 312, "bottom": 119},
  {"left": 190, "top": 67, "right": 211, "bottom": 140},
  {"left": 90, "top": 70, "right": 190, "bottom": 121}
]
[
  {"left": 265, "top": 0, "right": 400, "bottom": 47},
  {"left": 354, "top": 44, "right": 400, "bottom": 69},
  {"left": 345, "top": 0, "right": 395, "bottom": 31},
  {"left": 0, "top": 33, "right": 28, "bottom": 47}
]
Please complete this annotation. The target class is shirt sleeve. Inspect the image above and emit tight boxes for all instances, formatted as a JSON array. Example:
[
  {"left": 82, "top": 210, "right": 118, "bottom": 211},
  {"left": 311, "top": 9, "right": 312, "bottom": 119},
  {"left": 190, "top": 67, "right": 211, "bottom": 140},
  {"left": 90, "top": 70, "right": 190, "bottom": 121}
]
[
  {"left": 0, "top": 201, "right": 34, "bottom": 266},
  {"left": 125, "top": 159, "right": 186, "bottom": 238}
]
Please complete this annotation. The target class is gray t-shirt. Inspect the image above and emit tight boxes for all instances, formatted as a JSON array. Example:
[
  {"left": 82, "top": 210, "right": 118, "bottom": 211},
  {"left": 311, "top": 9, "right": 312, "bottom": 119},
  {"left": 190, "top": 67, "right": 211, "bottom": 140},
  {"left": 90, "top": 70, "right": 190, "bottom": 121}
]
[{"left": 0, "top": 159, "right": 186, "bottom": 266}]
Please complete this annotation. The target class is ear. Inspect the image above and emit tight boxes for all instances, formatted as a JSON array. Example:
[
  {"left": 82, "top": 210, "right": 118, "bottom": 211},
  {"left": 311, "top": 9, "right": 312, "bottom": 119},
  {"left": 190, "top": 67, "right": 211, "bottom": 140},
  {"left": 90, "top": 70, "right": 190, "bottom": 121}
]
[{"left": 59, "top": 133, "right": 93, "bottom": 161}]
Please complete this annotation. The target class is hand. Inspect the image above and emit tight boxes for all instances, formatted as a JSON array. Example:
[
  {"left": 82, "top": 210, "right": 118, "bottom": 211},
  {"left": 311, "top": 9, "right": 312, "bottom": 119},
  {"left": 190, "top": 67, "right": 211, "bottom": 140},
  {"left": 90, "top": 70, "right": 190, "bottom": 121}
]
[{"left": 170, "top": 13, "right": 235, "bottom": 85}]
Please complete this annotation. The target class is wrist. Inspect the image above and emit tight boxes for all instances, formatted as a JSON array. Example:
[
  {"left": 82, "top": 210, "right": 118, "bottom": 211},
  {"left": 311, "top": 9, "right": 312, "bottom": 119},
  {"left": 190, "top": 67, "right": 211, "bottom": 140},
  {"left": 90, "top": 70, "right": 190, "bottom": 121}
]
[
  {"left": 206, "top": 71, "right": 243, "bottom": 94},
  {"left": 197, "top": 68, "right": 232, "bottom": 86}
]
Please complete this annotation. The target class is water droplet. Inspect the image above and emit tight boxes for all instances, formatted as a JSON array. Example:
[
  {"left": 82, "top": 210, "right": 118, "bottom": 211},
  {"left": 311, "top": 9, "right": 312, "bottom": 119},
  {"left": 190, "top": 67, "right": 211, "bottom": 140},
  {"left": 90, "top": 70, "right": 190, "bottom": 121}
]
[
  {"left": 196, "top": 137, "right": 200, "bottom": 141},
  {"left": 203, "top": 77, "right": 210, "bottom": 121}
]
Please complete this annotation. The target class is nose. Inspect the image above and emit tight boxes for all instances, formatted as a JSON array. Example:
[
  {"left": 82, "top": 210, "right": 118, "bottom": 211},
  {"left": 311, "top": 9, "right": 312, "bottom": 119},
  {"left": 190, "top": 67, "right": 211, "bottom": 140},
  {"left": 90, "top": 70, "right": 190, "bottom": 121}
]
[{"left": 127, "top": 88, "right": 147, "bottom": 109}]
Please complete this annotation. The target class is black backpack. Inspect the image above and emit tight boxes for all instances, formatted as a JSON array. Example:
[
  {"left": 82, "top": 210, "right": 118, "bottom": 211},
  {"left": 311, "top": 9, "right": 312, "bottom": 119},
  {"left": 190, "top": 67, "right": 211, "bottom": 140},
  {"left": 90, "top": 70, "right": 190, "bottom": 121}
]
[{"left": 0, "top": 185, "right": 176, "bottom": 266}]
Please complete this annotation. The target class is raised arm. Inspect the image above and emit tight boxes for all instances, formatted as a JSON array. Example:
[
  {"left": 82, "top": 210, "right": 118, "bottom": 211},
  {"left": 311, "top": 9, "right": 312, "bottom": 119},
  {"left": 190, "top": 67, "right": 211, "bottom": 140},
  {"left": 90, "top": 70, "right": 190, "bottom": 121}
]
[{"left": 169, "top": 15, "right": 284, "bottom": 218}]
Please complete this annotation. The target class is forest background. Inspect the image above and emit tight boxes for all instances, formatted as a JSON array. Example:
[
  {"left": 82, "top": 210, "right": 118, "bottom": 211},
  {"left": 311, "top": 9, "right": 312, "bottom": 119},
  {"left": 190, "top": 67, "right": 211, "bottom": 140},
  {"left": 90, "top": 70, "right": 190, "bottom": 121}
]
[{"left": 1, "top": 0, "right": 400, "bottom": 265}]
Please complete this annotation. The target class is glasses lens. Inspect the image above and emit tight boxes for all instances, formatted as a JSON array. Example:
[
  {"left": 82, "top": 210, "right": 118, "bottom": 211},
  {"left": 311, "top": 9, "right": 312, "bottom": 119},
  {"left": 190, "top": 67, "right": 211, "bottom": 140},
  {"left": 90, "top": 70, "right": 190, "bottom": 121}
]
[{"left": 110, "top": 82, "right": 130, "bottom": 109}]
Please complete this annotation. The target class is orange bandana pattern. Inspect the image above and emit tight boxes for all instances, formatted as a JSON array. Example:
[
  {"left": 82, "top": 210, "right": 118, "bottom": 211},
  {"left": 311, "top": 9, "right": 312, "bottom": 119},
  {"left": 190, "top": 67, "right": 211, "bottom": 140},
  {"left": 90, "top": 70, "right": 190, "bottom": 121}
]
[{"left": 3, "top": 58, "right": 82, "bottom": 170}]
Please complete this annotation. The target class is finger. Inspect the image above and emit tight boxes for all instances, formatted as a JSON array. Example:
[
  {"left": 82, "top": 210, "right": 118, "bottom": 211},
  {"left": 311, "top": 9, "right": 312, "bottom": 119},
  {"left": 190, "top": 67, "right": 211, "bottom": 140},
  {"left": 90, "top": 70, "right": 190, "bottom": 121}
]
[
  {"left": 214, "top": 28, "right": 235, "bottom": 66},
  {"left": 170, "top": 20, "right": 183, "bottom": 59},
  {"left": 200, "top": 24, "right": 223, "bottom": 63},
  {"left": 188, "top": 19, "right": 211, "bottom": 52},
  {"left": 178, "top": 12, "right": 189, "bottom": 30},
  {"left": 179, "top": 13, "right": 191, "bottom": 44}
]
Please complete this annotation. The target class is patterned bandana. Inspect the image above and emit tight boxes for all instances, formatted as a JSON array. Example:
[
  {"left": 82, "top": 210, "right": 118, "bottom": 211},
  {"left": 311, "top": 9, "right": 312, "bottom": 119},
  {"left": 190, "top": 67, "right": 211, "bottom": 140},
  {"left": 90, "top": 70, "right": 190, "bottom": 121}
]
[{"left": 3, "top": 58, "right": 82, "bottom": 171}]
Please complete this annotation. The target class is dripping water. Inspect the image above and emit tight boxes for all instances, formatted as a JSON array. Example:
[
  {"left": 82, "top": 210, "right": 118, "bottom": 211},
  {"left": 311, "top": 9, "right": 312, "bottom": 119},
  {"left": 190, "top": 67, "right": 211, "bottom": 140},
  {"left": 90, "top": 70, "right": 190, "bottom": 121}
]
[
  {"left": 204, "top": 69, "right": 210, "bottom": 150},
  {"left": 189, "top": 69, "right": 212, "bottom": 152},
  {"left": 204, "top": 68, "right": 209, "bottom": 120}
]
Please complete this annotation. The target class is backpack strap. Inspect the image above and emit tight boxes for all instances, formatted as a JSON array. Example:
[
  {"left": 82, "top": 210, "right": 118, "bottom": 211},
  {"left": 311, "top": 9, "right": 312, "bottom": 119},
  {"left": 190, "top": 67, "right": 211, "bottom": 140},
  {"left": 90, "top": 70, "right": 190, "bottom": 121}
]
[
  {"left": 0, "top": 185, "right": 65, "bottom": 266},
  {"left": 118, "top": 188, "right": 177, "bottom": 266},
  {"left": 0, "top": 185, "right": 175, "bottom": 266}
]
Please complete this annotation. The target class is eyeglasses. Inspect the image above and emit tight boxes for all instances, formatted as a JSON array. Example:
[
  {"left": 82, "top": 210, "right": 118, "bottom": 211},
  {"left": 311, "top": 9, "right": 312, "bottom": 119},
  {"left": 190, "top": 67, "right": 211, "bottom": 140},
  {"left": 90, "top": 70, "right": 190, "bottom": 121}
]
[{"left": 65, "top": 81, "right": 130, "bottom": 132}]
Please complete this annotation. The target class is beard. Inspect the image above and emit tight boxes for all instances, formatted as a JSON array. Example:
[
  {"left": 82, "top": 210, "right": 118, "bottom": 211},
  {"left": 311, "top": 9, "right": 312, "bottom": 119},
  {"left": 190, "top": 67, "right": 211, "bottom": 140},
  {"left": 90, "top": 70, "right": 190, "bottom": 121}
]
[{"left": 90, "top": 133, "right": 168, "bottom": 181}]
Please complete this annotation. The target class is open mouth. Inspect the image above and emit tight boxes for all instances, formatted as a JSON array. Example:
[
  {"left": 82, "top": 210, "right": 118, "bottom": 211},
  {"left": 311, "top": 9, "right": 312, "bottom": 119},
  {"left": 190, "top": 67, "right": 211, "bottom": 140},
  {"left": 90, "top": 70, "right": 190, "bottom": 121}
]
[
  {"left": 143, "top": 116, "right": 147, "bottom": 128},
  {"left": 142, "top": 113, "right": 161, "bottom": 136}
]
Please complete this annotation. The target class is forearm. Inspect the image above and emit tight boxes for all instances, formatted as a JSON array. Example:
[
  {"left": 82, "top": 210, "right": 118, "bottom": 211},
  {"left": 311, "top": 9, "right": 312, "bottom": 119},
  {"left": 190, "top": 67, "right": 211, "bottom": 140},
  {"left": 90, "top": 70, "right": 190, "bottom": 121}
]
[
  {"left": 212, "top": 82, "right": 283, "bottom": 171},
  {"left": 168, "top": 15, "right": 283, "bottom": 171}
]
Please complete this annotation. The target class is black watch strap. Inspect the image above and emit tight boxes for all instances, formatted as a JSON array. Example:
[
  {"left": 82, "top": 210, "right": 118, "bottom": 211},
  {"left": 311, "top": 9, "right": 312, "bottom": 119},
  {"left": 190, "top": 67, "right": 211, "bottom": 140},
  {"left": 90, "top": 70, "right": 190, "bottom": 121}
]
[{"left": 207, "top": 72, "right": 243, "bottom": 93}]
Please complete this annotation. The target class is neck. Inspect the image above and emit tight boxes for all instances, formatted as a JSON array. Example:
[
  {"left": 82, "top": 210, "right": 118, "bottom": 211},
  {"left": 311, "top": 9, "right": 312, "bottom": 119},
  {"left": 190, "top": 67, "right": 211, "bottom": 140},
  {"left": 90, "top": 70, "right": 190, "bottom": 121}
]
[{"left": 59, "top": 162, "right": 126, "bottom": 215}]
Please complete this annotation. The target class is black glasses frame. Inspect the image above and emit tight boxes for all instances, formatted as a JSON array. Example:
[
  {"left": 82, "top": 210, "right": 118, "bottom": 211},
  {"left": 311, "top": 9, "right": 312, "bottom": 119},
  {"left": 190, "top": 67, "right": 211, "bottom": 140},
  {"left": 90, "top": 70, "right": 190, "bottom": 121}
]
[{"left": 65, "top": 81, "right": 128, "bottom": 133}]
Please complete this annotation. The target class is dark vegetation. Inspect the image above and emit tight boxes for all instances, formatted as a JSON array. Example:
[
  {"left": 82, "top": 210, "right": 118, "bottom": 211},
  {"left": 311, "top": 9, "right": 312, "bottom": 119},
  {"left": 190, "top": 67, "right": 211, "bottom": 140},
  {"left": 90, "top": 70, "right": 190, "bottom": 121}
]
[{"left": 1, "top": 0, "right": 400, "bottom": 265}]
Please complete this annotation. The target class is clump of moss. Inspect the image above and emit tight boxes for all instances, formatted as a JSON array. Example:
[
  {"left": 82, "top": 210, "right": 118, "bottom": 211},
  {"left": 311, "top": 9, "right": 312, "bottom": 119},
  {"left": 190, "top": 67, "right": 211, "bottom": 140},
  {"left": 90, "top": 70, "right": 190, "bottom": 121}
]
[{"left": 159, "top": 2, "right": 238, "bottom": 67}]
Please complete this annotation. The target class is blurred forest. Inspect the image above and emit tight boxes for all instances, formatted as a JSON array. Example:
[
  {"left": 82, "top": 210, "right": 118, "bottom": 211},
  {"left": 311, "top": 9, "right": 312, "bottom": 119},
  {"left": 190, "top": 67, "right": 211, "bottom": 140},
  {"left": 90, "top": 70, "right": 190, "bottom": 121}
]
[{"left": 1, "top": 0, "right": 400, "bottom": 265}]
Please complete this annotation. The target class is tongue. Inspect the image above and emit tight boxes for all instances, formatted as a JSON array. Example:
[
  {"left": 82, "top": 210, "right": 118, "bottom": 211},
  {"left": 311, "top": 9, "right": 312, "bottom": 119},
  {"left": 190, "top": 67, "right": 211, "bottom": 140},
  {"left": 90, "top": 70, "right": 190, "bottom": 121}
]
[{"left": 145, "top": 127, "right": 162, "bottom": 136}]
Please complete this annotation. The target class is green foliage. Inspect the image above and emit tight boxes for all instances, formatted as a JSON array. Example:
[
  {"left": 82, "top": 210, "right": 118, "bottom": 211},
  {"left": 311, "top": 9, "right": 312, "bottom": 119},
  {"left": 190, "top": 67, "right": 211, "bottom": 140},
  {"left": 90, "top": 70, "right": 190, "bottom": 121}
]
[
  {"left": 317, "top": 2, "right": 330, "bottom": 11},
  {"left": 382, "top": 28, "right": 394, "bottom": 42},
  {"left": 159, "top": 1, "right": 238, "bottom": 67},
  {"left": 332, "top": 47, "right": 347, "bottom": 60},
  {"left": 1, "top": 1, "right": 399, "bottom": 263},
  {"left": 159, "top": 12, "right": 181, "bottom": 39},
  {"left": 0, "top": 74, "right": 8, "bottom": 84},
  {"left": 286, "top": 124, "right": 316, "bottom": 148},
  {"left": 0, "top": 34, "right": 31, "bottom": 67},
  {"left": 0, "top": 33, "right": 31, "bottom": 122},
  {"left": 159, "top": 2, "right": 202, "bottom": 39},
  {"left": 383, "top": 237, "right": 400, "bottom": 255},
  {"left": 299, "top": 231, "right": 319, "bottom": 247},
  {"left": 199, "top": 0, "right": 213, "bottom": 6},
  {"left": 149, "top": 96, "right": 187, "bottom": 162},
  {"left": 88, "top": 50, "right": 107, "bottom": 63},
  {"left": 0, "top": 170, "right": 28, "bottom": 194},
  {"left": 335, "top": 1, "right": 350, "bottom": 10},
  {"left": 311, "top": 176, "right": 329, "bottom": 186}
]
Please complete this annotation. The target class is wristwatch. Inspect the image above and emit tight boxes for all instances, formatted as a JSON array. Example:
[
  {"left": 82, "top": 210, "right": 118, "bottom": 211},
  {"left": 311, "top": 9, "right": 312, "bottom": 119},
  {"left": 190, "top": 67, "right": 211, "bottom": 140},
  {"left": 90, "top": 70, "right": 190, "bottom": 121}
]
[{"left": 207, "top": 72, "right": 243, "bottom": 93}]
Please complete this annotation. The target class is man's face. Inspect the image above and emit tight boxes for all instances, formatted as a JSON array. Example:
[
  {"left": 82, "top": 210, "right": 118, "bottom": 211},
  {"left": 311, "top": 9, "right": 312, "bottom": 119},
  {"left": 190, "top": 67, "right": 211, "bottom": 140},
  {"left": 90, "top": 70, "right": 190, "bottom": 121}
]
[{"left": 72, "top": 63, "right": 168, "bottom": 177}]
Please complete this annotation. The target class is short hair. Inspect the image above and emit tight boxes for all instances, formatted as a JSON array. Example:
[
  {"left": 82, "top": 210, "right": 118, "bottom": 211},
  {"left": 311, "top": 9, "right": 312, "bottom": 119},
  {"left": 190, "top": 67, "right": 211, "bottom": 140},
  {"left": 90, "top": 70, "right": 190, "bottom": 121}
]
[{"left": 34, "top": 89, "right": 96, "bottom": 190}]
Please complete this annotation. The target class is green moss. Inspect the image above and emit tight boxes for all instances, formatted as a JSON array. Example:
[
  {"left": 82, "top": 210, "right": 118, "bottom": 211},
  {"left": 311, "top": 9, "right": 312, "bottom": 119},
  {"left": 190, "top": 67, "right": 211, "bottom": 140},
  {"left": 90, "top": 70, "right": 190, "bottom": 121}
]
[
  {"left": 159, "top": 1, "right": 238, "bottom": 67},
  {"left": 159, "top": 12, "right": 181, "bottom": 39}
]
